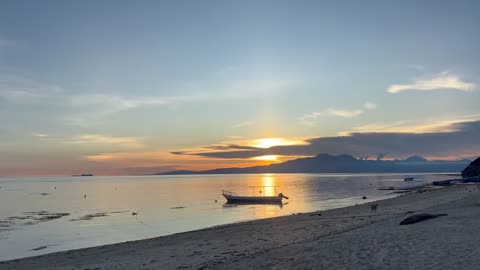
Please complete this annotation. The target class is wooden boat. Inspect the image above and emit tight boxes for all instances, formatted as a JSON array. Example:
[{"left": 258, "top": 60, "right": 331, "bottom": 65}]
[{"left": 222, "top": 188, "right": 288, "bottom": 204}]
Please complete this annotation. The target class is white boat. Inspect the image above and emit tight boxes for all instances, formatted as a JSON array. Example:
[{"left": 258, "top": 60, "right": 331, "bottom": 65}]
[
  {"left": 222, "top": 187, "right": 288, "bottom": 204},
  {"left": 404, "top": 177, "right": 414, "bottom": 181}
]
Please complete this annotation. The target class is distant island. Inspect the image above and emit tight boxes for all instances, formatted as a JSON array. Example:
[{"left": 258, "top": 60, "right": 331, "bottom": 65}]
[
  {"left": 156, "top": 154, "right": 472, "bottom": 175},
  {"left": 72, "top": 173, "right": 94, "bottom": 177}
]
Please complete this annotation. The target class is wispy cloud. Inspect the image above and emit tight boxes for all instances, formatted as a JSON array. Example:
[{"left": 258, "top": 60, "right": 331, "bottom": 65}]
[
  {"left": 1, "top": 66, "right": 293, "bottom": 127},
  {"left": 363, "top": 101, "right": 377, "bottom": 110},
  {"left": 0, "top": 68, "right": 63, "bottom": 104},
  {"left": 327, "top": 109, "right": 364, "bottom": 118},
  {"left": 232, "top": 121, "right": 255, "bottom": 128},
  {"left": 388, "top": 71, "right": 475, "bottom": 93},
  {"left": 33, "top": 133, "right": 48, "bottom": 138},
  {"left": 68, "top": 134, "right": 144, "bottom": 148},
  {"left": 340, "top": 115, "right": 480, "bottom": 135},
  {"left": 71, "top": 94, "right": 172, "bottom": 113},
  {"left": 407, "top": 64, "right": 425, "bottom": 71},
  {"left": 300, "top": 102, "right": 377, "bottom": 126}
]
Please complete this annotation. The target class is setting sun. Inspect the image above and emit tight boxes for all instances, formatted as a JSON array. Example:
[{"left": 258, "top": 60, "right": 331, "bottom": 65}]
[{"left": 250, "top": 138, "right": 307, "bottom": 149}]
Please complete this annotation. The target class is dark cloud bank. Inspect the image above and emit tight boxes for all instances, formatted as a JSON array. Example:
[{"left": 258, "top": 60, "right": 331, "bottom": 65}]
[
  {"left": 173, "top": 120, "right": 480, "bottom": 160},
  {"left": 162, "top": 121, "right": 480, "bottom": 174}
]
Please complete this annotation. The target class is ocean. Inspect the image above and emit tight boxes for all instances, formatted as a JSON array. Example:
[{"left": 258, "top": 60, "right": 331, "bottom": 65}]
[{"left": 0, "top": 173, "right": 452, "bottom": 261}]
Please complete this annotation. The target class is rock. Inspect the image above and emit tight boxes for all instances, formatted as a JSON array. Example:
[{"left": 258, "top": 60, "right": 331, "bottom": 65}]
[
  {"left": 400, "top": 213, "right": 447, "bottom": 225},
  {"left": 462, "top": 157, "right": 480, "bottom": 178}
]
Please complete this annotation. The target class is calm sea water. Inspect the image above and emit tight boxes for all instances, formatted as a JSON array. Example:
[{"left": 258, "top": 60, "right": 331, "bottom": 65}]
[{"left": 0, "top": 173, "right": 452, "bottom": 261}]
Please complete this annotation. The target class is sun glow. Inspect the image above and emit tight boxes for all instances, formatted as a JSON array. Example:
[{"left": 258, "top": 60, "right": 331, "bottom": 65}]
[
  {"left": 253, "top": 155, "right": 280, "bottom": 161},
  {"left": 250, "top": 138, "right": 307, "bottom": 149}
]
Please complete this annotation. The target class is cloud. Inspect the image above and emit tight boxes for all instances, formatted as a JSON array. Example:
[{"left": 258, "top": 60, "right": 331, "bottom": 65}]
[
  {"left": 232, "top": 121, "right": 255, "bottom": 128},
  {"left": 300, "top": 102, "right": 376, "bottom": 126},
  {"left": 363, "top": 101, "right": 377, "bottom": 110},
  {"left": 0, "top": 69, "right": 63, "bottom": 104},
  {"left": 172, "top": 120, "right": 480, "bottom": 160},
  {"left": 388, "top": 71, "right": 475, "bottom": 93},
  {"left": 71, "top": 94, "right": 171, "bottom": 114},
  {"left": 68, "top": 134, "right": 144, "bottom": 148},
  {"left": 1, "top": 66, "right": 293, "bottom": 128},
  {"left": 407, "top": 64, "right": 425, "bottom": 71},
  {"left": 33, "top": 133, "right": 48, "bottom": 137},
  {"left": 327, "top": 109, "right": 364, "bottom": 118}
]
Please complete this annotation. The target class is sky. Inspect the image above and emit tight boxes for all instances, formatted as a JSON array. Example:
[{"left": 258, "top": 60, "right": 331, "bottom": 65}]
[{"left": 0, "top": 0, "right": 479, "bottom": 176}]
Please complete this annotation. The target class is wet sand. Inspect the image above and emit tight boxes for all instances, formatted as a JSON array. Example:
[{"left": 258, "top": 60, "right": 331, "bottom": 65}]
[{"left": 2, "top": 184, "right": 480, "bottom": 270}]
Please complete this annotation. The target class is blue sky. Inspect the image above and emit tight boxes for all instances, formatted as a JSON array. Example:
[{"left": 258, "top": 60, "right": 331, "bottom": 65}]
[{"left": 0, "top": 1, "right": 479, "bottom": 175}]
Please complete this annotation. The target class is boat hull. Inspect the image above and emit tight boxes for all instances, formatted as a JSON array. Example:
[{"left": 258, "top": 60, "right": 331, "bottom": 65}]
[{"left": 223, "top": 194, "right": 283, "bottom": 204}]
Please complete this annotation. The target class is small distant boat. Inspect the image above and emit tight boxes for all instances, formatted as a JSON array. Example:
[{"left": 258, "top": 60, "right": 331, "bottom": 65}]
[
  {"left": 222, "top": 186, "right": 289, "bottom": 204},
  {"left": 404, "top": 177, "right": 414, "bottom": 181},
  {"left": 72, "top": 173, "right": 94, "bottom": 177}
]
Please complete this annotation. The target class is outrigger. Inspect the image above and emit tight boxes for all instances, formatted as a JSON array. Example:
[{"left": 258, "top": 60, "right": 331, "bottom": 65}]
[{"left": 222, "top": 186, "right": 289, "bottom": 204}]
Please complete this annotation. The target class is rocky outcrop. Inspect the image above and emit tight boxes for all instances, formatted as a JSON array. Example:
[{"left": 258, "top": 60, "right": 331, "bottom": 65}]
[
  {"left": 400, "top": 213, "right": 448, "bottom": 225},
  {"left": 462, "top": 157, "right": 480, "bottom": 178}
]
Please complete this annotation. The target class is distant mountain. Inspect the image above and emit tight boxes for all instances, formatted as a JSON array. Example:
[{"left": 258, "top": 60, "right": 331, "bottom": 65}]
[
  {"left": 156, "top": 153, "right": 470, "bottom": 175},
  {"left": 403, "top": 155, "right": 428, "bottom": 162}
]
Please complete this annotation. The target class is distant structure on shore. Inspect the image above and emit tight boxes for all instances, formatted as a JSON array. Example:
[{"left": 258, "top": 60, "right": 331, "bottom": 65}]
[
  {"left": 72, "top": 173, "right": 94, "bottom": 177},
  {"left": 156, "top": 153, "right": 471, "bottom": 175}
]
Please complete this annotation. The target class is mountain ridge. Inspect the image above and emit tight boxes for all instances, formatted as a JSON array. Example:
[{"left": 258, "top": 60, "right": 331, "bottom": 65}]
[{"left": 155, "top": 154, "right": 471, "bottom": 175}]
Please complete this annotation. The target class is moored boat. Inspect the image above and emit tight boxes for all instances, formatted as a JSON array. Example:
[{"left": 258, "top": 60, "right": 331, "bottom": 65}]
[
  {"left": 222, "top": 189, "right": 289, "bottom": 204},
  {"left": 404, "top": 177, "right": 414, "bottom": 181}
]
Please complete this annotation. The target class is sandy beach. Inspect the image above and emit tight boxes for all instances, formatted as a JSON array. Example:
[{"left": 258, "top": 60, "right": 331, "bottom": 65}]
[{"left": 1, "top": 184, "right": 480, "bottom": 270}]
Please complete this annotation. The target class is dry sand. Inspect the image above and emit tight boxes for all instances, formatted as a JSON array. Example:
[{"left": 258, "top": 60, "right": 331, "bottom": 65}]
[{"left": 2, "top": 184, "right": 480, "bottom": 270}]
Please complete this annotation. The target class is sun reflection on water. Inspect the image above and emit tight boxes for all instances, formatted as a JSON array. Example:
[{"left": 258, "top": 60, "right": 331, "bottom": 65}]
[{"left": 261, "top": 174, "right": 276, "bottom": 196}]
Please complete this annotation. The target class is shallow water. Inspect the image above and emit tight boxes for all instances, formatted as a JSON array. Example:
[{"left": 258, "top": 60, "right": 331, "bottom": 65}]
[{"left": 0, "top": 173, "right": 452, "bottom": 261}]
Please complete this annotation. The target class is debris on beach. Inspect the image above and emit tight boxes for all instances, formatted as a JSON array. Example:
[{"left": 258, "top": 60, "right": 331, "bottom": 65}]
[
  {"left": 30, "top": 245, "right": 50, "bottom": 251},
  {"left": 69, "top": 210, "right": 130, "bottom": 221},
  {"left": 70, "top": 212, "right": 109, "bottom": 221},
  {"left": 0, "top": 211, "right": 70, "bottom": 232},
  {"left": 25, "top": 211, "right": 70, "bottom": 222},
  {"left": 110, "top": 210, "right": 130, "bottom": 214},
  {"left": 31, "top": 192, "right": 50, "bottom": 196},
  {"left": 400, "top": 213, "right": 448, "bottom": 225}
]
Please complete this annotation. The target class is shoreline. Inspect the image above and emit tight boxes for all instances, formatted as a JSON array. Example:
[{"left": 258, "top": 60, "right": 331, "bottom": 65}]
[{"left": 2, "top": 183, "right": 480, "bottom": 269}]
